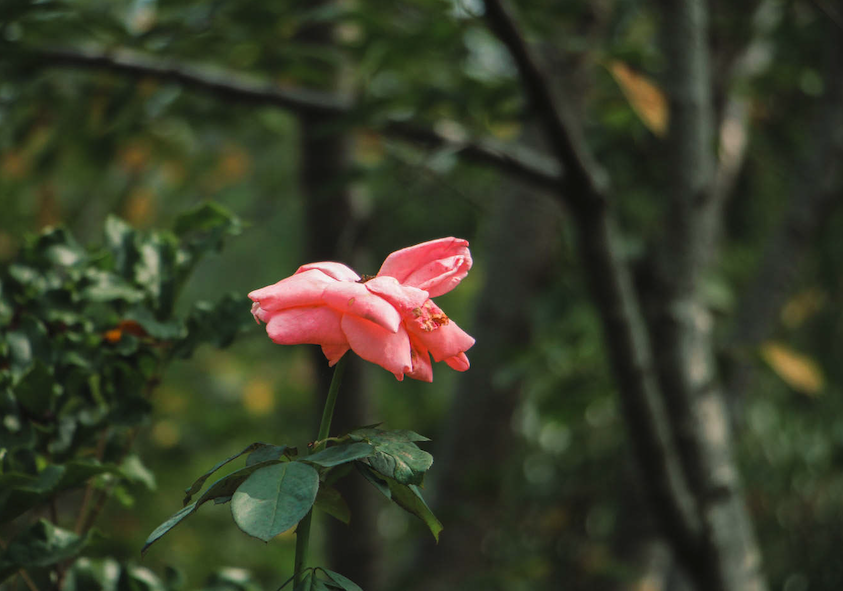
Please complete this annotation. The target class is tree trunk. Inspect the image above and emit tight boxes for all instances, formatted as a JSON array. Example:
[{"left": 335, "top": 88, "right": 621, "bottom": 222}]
[{"left": 402, "top": 190, "right": 562, "bottom": 590}]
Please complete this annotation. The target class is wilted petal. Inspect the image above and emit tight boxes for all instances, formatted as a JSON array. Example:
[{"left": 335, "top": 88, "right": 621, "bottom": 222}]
[
  {"left": 322, "top": 344, "right": 350, "bottom": 366},
  {"left": 265, "top": 306, "right": 346, "bottom": 345},
  {"left": 405, "top": 301, "right": 475, "bottom": 362},
  {"left": 296, "top": 261, "right": 360, "bottom": 282},
  {"left": 364, "top": 276, "right": 429, "bottom": 312},
  {"left": 249, "top": 269, "right": 334, "bottom": 312},
  {"left": 322, "top": 281, "right": 401, "bottom": 333},
  {"left": 444, "top": 352, "right": 470, "bottom": 372},
  {"left": 377, "top": 237, "right": 472, "bottom": 297},
  {"left": 414, "top": 320, "right": 475, "bottom": 362},
  {"left": 341, "top": 315, "right": 412, "bottom": 380},
  {"left": 406, "top": 337, "right": 433, "bottom": 382},
  {"left": 251, "top": 301, "right": 269, "bottom": 324}
]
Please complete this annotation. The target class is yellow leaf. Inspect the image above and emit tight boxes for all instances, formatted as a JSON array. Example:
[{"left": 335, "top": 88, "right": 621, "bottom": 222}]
[
  {"left": 608, "top": 60, "right": 668, "bottom": 137},
  {"left": 781, "top": 288, "right": 826, "bottom": 329},
  {"left": 760, "top": 341, "right": 824, "bottom": 395}
]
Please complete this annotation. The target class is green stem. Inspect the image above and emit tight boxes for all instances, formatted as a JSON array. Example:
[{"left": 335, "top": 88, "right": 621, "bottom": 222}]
[{"left": 293, "top": 355, "right": 348, "bottom": 586}]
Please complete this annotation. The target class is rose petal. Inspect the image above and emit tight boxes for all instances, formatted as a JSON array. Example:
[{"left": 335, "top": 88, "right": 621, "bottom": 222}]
[
  {"left": 341, "top": 315, "right": 412, "bottom": 380},
  {"left": 364, "top": 276, "right": 429, "bottom": 312},
  {"left": 414, "top": 321, "right": 475, "bottom": 362},
  {"left": 322, "top": 344, "right": 350, "bottom": 366},
  {"left": 377, "top": 237, "right": 472, "bottom": 298},
  {"left": 322, "top": 281, "right": 401, "bottom": 333},
  {"left": 406, "top": 301, "right": 475, "bottom": 362},
  {"left": 406, "top": 337, "right": 433, "bottom": 382},
  {"left": 444, "top": 352, "right": 470, "bottom": 372},
  {"left": 249, "top": 269, "right": 334, "bottom": 312},
  {"left": 296, "top": 261, "right": 361, "bottom": 282},
  {"left": 265, "top": 306, "right": 346, "bottom": 345},
  {"left": 251, "top": 301, "right": 268, "bottom": 324}
]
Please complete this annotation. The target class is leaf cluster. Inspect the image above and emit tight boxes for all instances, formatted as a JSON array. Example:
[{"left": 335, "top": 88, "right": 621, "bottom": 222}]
[
  {"left": 144, "top": 427, "right": 440, "bottom": 566},
  {"left": 0, "top": 203, "right": 248, "bottom": 584}
]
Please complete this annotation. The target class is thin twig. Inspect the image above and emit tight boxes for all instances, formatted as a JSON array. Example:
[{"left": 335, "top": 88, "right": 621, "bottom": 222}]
[
  {"left": 78, "top": 427, "right": 141, "bottom": 534},
  {"left": 0, "top": 537, "right": 41, "bottom": 591},
  {"left": 74, "top": 429, "right": 109, "bottom": 534},
  {"left": 19, "top": 44, "right": 562, "bottom": 191},
  {"left": 481, "top": 0, "right": 608, "bottom": 206}
]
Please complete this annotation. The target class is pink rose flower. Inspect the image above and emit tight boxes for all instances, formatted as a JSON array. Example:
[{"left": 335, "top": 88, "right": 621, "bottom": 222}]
[{"left": 249, "top": 238, "right": 475, "bottom": 382}]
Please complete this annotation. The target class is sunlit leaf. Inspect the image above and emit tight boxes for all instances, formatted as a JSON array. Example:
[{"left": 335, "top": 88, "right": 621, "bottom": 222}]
[
  {"left": 607, "top": 60, "right": 668, "bottom": 137},
  {"left": 760, "top": 341, "right": 825, "bottom": 395},
  {"left": 781, "top": 288, "right": 826, "bottom": 329}
]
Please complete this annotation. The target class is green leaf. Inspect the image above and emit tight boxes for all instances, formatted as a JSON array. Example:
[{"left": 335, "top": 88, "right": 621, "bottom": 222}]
[
  {"left": 346, "top": 429, "right": 432, "bottom": 485},
  {"left": 173, "top": 294, "right": 251, "bottom": 358},
  {"left": 55, "top": 460, "right": 120, "bottom": 491},
  {"left": 120, "top": 455, "right": 156, "bottom": 490},
  {"left": 303, "top": 443, "right": 374, "bottom": 468},
  {"left": 195, "top": 461, "right": 281, "bottom": 505},
  {"left": 385, "top": 478, "right": 442, "bottom": 542},
  {"left": 144, "top": 459, "right": 282, "bottom": 554},
  {"left": 6, "top": 316, "right": 49, "bottom": 381},
  {"left": 0, "top": 461, "right": 119, "bottom": 524},
  {"left": 13, "top": 359, "right": 57, "bottom": 416},
  {"left": 134, "top": 234, "right": 178, "bottom": 314},
  {"left": 356, "top": 465, "right": 441, "bottom": 541},
  {"left": 104, "top": 216, "right": 137, "bottom": 277},
  {"left": 80, "top": 269, "right": 145, "bottom": 304},
  {"left": 348, "top": 428, "right": 429, "bottom": 443},
  {"left": 65, "top": 557, "right": 123, "bottom": 591},
  {"left": 319, "top": 568, "right": 363, "bottom": 591},
  {"left": 203, "top": 568, "right": 262, "bottom": 591},
  {"left": 174, "top": 202, "right": 242, "bottom": 241},
  {"left": 314, "top": 486, "right": 351, "bottom": 524},
  {"left": 367, "top": 442, "right": 432, "bottom": 486},
  {"left": 142, "top": 503, "right": 197, "bottom": 556},
  {"left": 230, "top": 462, "right": 319, "bottom": 541},
  {"left": 117, "top": 565, "right": 167, "bottom": 591},
  {"left": 123, "top": 308, "right": 187, "bottom": 340},
  {"left": 246, "top": 445, "right": 288, "bottom": 466},
  {"left": 183, "top": 442, "right": 268, "bottom": 504},
  {"left": 292, "top": 572, "right": 313, "bottom": 591},
  {"left": 0, "top": 520, "right": 90, "bottom": 583},
  {"left": 355, "top": 463, "right": 390, "bottom": 499}
]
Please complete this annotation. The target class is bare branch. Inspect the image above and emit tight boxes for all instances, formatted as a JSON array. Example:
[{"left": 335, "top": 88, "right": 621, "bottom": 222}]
[
  {"left": 32, "top": 45, "right": 350, "bottom": 117},
  {"left": 382, "top": 121, "right": 562, "bottom": 190},
  {"left": 481, "top": 0, "right": 608, "bottom": 206},
  {"left": 21, "top": 45, "right": 562, "bottom": 190},
  {"left": 479, "top": 0, "right": 705, "bottom": 567},
  {"left": 574, "top": 208, "right": 703, "bottom": 567}
]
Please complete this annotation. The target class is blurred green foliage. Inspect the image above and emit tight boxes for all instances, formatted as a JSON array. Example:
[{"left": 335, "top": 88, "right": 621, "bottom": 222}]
[
  {"left": 0, "top": 204, "right": 250, "bottom": 589},
  {"left": 1, "top": 1, "right": 843, "bottom": 590}
]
